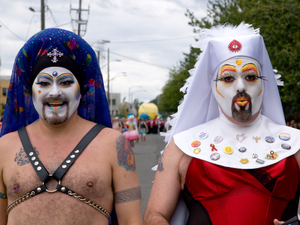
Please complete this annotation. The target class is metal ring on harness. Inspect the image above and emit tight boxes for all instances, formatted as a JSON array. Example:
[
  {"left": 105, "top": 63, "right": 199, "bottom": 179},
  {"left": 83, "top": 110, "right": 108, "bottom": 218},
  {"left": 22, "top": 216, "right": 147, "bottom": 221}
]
[{"left": 44, "top": 180, "right": 61, "bottom": 193}]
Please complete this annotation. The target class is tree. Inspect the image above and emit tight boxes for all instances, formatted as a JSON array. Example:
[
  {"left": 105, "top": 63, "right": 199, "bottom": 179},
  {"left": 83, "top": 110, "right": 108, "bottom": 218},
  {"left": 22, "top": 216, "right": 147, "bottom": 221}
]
[{"left": 158, "top": 46, "right": 200, "bottom": 114}]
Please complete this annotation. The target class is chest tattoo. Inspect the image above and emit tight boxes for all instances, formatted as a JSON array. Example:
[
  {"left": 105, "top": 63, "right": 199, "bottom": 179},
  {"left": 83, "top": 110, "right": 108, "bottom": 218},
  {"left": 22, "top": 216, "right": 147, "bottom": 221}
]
[{"left": 14, "top": 147, "right": 39, "bottom": 166}]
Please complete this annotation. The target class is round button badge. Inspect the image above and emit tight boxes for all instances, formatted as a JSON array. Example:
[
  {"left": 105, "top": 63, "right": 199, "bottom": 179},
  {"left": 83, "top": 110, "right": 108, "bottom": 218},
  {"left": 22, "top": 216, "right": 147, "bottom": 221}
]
[
  {"left": 199, "top": 132, "right": 208, "bottom": 140},
  {"left": 193, "top": 148, "right": 201, "bottom": 154},
  {"left": 238, "top": 147, "right": 247, "bottom": 153},
  {"left": 224, "top": 146, "right": 233, "bottom": 155},
  {"left": 214, "top": 136, "right": 223, "bottom": 144},
  {"left": 191, "top": 140, "right": 201, "bottom": 148},
  {"left": 210, "top": 153, "right": 220, "bottom": 161},
  {"left": 279, "top": 133, "right": 291, "bottom": 141},
  {"left": 265, "top": 136, "right": 275, "bottom": 143},
  {"left": 281, "top": 143, "right": 291, "bottom": 150}
]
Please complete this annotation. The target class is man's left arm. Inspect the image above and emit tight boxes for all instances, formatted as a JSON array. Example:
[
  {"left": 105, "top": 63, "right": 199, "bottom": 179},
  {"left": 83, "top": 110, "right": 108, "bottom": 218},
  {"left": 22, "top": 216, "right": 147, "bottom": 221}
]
[{"left": 112, "top": 135, "right": 142, "bottom": 225}]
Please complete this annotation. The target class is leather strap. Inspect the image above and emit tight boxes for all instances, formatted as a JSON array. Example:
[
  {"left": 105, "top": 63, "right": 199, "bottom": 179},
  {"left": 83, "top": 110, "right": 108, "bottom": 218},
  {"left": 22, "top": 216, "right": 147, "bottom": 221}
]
[
  {"left": 52, "top": 123, "right": 105, "bottom": 181},
  {"left": 18, "top": 126, "right": 50, "bottom": 183},
  {"left": 18, "top": 124, "right": 105, "bottom": 184}
]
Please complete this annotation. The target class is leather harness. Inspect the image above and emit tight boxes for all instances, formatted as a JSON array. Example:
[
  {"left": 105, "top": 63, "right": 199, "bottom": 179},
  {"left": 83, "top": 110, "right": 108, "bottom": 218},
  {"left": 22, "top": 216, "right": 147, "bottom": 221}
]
[{"left": 7, "top": 124, "right": 111, "bottom": 219}]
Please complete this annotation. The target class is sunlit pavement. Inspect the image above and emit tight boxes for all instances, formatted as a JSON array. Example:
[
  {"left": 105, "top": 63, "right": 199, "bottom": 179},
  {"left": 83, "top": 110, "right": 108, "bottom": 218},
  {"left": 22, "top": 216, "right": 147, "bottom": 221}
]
[{"left": 133, "top": 134, "right": 166, "bottom": 215}]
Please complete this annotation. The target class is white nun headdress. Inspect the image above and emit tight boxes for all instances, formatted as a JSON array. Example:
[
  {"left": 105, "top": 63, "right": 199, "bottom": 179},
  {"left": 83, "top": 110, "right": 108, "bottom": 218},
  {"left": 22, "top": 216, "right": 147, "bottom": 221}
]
[{"left": 163, "top": 22, "right": 285, "bottom": 144}]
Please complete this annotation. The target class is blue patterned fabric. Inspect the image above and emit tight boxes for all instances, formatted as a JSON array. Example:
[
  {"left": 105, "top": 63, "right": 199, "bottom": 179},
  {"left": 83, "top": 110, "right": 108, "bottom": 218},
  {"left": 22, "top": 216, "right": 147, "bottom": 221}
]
[{"left": 0, "top": 28, "right": 111, "bottom": 137}]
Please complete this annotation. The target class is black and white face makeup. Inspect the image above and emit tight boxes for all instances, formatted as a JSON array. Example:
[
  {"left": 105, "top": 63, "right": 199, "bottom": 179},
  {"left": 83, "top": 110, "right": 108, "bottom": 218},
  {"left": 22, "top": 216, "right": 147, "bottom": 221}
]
[
  {"left": 215, "top": 57, "right": 263, "bottom": 122},
  {"left": 32, "top": 67, "right": 81, "bottom": 125}
]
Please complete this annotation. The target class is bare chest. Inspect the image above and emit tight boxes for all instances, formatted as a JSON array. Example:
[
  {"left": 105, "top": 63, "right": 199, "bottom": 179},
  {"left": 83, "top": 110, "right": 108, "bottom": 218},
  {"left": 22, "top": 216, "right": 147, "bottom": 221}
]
[{"left": 4, "top": 141, "right": 113, "bottom": 206}]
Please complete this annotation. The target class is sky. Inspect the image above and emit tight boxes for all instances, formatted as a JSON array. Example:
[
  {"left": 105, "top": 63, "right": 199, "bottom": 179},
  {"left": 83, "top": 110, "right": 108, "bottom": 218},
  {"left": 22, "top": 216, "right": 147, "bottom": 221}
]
[{"left": 0, "top": 0, "right": 208, "bottom": 103}]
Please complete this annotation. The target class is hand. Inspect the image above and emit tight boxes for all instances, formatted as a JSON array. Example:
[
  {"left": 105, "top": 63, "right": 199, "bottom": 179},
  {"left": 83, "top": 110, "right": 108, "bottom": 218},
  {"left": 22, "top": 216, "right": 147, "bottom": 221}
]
[{"left": 274, "top": 219, "right": 285, "bottom": 225}]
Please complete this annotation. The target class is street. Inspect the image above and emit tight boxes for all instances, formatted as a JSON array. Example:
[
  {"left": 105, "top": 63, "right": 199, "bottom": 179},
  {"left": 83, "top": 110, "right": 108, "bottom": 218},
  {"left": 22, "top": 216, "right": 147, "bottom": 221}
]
[{"left": 133, "top": 133, "right": 166, "bottom": 215}]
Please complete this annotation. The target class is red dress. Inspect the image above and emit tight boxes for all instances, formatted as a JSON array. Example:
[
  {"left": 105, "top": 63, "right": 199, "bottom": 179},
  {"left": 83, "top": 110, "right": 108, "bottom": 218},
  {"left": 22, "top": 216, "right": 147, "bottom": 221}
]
[{"left": 184, "top": 156, "right": 299, "bottom": 225}]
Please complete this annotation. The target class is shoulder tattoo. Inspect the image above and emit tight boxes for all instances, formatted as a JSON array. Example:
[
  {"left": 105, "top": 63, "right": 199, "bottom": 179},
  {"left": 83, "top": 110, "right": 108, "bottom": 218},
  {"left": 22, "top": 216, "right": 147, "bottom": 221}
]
[
  {"left": 14, "top": 147, "right": 39, "bottom": 166},
  {"left": 0, "top": 192, "right": 7, "bottom": 199},
  {"left": 157, "top": 155, "right": 164, "bottom": 172},
  {"left": 114, "top": 186, "right": 141, "bottom": 204},
  {"left": 116, "top": 135, "right": 136, "bottom": 171}
]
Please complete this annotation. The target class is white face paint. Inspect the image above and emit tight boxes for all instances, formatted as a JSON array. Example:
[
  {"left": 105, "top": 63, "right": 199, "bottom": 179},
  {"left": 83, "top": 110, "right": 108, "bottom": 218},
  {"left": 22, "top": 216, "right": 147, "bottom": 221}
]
[
  {"left": 32, "top": 67, "right": 81, "bottom": 125},
  {"left": 214, "top": 57, "right": 263, "bottom": 122}
]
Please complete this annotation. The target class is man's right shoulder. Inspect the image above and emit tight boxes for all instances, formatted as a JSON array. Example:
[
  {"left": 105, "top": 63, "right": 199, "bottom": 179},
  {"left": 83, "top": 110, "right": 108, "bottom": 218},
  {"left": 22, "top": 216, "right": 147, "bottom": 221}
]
[
  {"left": 0, "top": 131, "right": 21, "bottom": 167},
  {"left": 0, "top": 131, "right": 20, "bottom": 151}
]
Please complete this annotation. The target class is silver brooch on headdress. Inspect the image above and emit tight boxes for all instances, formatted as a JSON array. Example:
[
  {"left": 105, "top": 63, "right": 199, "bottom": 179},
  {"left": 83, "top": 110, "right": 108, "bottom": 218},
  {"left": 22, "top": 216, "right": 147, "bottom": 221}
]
[{"left": 47, "top": 48, "right": 63, "bottom": 63}]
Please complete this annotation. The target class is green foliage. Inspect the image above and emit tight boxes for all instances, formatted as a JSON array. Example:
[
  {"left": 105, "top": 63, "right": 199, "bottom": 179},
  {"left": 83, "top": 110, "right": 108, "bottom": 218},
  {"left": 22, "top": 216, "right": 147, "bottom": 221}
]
[
  {"left": 159, "top": 0, "right": 300, "bottom": 116},
  {"left": 158, "top": 47, "right": 200, "bottom": 113},
  {"left": 119, "top": 102, "right": 129, "bottom": 117}
]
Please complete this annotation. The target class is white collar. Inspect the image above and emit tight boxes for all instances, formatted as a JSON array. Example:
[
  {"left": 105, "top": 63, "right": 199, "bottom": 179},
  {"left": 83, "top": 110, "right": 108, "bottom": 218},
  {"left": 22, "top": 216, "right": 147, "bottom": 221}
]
[{"left": 174, "top": 114, "right": 300, "bottom": 169}]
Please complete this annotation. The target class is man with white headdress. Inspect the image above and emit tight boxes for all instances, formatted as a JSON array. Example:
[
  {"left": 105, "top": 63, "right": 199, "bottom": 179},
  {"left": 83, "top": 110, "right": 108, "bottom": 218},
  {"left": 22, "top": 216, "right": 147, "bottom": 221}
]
[{"left": 144, "top": 23, "right": 300, "bottom": 225}]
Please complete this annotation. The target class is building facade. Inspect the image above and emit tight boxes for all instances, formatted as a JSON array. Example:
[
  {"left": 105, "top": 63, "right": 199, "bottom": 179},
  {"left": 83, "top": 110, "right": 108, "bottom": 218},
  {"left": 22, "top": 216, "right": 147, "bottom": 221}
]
[{"left": 0, "top": 76, "right": 10, "bottom": 114}]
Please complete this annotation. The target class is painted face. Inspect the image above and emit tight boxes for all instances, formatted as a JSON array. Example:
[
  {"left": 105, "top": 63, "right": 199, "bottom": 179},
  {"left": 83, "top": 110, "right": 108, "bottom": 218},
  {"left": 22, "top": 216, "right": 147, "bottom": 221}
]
[
  {"left": 32, "top": 67, "right": 81, "bottom": 125},
  {"left": 215, "top": 57, "right": 263, "bottom": 122}
]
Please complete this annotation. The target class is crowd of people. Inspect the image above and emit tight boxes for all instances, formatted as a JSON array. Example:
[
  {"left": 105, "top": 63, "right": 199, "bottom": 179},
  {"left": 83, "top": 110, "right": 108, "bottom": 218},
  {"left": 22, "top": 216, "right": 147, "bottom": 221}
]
[{"left": 111, "top": 115, "right": 171, "bottom": 146}]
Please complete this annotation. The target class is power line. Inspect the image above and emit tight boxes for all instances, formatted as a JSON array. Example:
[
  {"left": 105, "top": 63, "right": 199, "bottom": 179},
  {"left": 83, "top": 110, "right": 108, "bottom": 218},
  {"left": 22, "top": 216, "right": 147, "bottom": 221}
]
[
  {"left": 110, "top": 51, "right": 170, "bottom": 70},
  {"left": 0, "top": 19, "right": 26, "bottom": 41},
  {"left": 108, "top": 36, "right": 196, "bottom": 44}
]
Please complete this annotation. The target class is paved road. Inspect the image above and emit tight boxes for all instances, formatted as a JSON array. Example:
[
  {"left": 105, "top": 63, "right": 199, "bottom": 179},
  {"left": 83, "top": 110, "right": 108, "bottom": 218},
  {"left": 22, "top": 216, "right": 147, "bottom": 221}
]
[{"left": 133, "top": 133, "right": 166, "bottom": 215}]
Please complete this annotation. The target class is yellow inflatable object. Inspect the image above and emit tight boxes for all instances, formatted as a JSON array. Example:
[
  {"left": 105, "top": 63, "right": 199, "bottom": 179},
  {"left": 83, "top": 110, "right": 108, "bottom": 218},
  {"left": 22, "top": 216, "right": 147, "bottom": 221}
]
[{"left": 138, "top": 103, "right": 158, "bottom": 120}]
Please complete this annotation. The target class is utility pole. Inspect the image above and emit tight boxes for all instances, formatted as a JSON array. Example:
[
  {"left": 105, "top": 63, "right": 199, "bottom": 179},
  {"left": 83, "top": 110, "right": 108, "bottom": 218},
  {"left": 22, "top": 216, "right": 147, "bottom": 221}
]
[
  {"left": 70, "top": 0, "right": 90, "bottom": 37},
  {"left": 107, "top": 49, "right": 110, "bottom": 112},
  {"left": 41, "top": 0, "right": 45, "bottom": 30},
  {"left": 77, "top": 0, "right": 82, "bottom": 36}
]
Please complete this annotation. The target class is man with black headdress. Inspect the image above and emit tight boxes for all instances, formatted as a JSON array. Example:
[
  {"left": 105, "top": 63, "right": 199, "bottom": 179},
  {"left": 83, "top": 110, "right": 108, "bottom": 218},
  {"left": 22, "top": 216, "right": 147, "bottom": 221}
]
[{"left": 0, "top": 28, "right": 142, "bottom": 224}]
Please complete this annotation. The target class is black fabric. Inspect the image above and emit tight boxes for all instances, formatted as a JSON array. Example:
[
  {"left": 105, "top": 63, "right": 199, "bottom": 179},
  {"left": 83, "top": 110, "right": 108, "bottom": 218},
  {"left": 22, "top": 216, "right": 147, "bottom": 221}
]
[
  {"left": 281, "top": 216, "right": 300, "bottom": 225},
  {"left": 182, "top": 186, "right": 213, "bottom": 225},
  {"left": 245, "top": 169, "right": 277, "bottom": 192},
  {"left": 31, "top": 50, "right": 83, "bottom": 88},
  {"left": 17, "top": 124, "right": 105, "bottom": 196},
  {"left": 281, "top": 184, "right": 300, "bottom": 221}
]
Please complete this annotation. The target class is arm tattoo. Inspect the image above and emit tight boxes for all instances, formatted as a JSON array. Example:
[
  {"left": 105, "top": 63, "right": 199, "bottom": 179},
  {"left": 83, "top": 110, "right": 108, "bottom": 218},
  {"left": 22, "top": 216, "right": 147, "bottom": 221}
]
[
  {"left": 157, "top": 156, "right": 164, "bottom": 172},
  {"left": 114, "top": 186, "right": 141, "bottom": 204},
  {"left": 0, "top": 192, "right": 7, "bottom": 199},
  {"left": 116, "top": 136, "right": 136, "bottom": 171},
  {"left": 14, "top": 147, "right": 39, "bottom": 166}
]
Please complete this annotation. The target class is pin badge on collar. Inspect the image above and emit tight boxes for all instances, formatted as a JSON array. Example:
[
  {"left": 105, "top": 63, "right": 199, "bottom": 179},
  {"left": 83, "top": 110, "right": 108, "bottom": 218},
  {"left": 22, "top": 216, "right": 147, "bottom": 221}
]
[
  {"left": 199, "top": 132, "right": 208, "bottom": 140},
  {"left": 281, "top": 143, "right": 291, "bottom": 150},
  {"left": 265, "top": 136, "right": 275, "bottom": 143},
  {"left": 236, "top": 134, "right": 245, "bottom": 142},
  {"left": 214, "top": 136, "right": 223, "bottom": 144},
  {"left": 279, "top": 133, "right": 291, "bottom": 141},
  {"left": 253, "top": 136, "right": 261, "bottom": 143},
  {"left": 210, "top": 153, "right": 220, "bottom": 161},
  {"left": 191, "top": 140, "right": 201, "bottom": 148}
]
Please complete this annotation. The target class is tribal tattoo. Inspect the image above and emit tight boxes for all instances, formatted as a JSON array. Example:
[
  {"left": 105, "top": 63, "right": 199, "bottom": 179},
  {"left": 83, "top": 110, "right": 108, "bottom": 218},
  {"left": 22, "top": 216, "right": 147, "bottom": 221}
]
[
  {"left": 14, "top": 147, "right": 39, "bottom": 166},
  {"left": 116, "top": 136, "right": 136, "bottom": 171},
  {"left": 114, "top": 186, "right": 141, "bottom": 204},
  {"left": 0, "top": 192, "right": 7, "bottom": 199}
]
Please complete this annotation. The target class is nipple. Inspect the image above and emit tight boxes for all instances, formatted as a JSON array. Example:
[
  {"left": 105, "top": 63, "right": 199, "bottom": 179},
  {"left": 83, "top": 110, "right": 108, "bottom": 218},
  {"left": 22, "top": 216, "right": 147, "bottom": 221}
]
[
  {"left": 12, "top": 185, "right": 19, "bottom": 193},
  {"left": 86, "top": 182, "right": 93, "bottom": 187}
]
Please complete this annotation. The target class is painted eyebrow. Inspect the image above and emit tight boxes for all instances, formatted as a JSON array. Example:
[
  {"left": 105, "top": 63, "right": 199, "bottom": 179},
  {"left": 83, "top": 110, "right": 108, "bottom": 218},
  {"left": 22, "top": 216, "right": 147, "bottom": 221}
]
[
  {"left": 241, "top": 63, "right": 258, "bottom": 73},
  {"left": 37, "top": 73, "right": 53, "bottom": 83},
  {"left": 220, "top": 64, "right": 237, "bottom": 75},
  {"left": 56, "top": 73, "right": 75, "bottom": 82}
]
